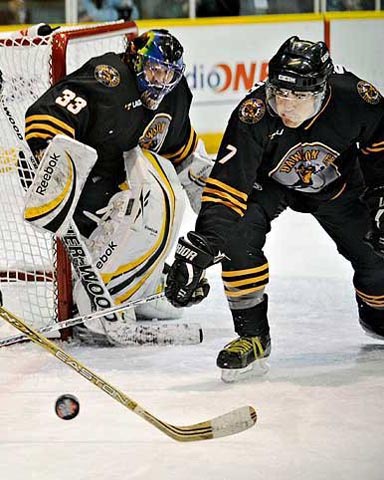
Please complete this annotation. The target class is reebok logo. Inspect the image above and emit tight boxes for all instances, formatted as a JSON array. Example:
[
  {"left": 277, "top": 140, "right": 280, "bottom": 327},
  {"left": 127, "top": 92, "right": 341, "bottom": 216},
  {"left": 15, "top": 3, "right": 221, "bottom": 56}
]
[
  {"left": 176, "top": 244, "right": 198, "bottom": 262},
  {"left": 96, "top": 241, "right": 118, "bottom": 269},
  {"left": 36, "top": 153, "right": 60, "bottom": 195}
]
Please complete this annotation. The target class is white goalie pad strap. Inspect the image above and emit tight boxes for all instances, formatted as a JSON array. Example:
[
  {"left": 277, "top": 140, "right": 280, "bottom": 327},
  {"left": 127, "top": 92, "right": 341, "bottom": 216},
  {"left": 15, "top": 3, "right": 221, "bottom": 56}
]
[
  {"left": 175, "top": 139, "right": 214, "bottom": 214},
  {"left": 24, "top": 135, "right": 97, "bottom": 236},
  {"left": 74, "top": 146, "right": 185, "bottom": 323}
]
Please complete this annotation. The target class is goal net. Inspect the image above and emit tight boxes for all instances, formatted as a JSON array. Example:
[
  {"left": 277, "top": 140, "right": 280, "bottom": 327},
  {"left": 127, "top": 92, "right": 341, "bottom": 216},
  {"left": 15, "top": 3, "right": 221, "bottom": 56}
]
[{"left": 0, "top": 21, "right": 138, "bottom": 339}]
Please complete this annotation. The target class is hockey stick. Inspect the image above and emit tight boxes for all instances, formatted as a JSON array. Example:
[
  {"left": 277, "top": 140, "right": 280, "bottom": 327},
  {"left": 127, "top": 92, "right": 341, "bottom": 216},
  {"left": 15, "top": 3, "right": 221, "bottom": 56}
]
[
  {"left": 0, "top": 292, "right": 202, "bottom": 348},
  {"left": 0, "top": 305, "right": 257, "bottom": 442},
  {"left": 0, "top": 292, "right": 163, "bottom": 347}
]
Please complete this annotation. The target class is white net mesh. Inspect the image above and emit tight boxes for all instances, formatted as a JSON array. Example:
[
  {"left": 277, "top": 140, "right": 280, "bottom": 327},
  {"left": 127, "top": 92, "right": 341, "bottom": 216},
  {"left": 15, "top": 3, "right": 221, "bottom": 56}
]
[{"left": 0, "top": 22, "right": 137, "bottom": 336}]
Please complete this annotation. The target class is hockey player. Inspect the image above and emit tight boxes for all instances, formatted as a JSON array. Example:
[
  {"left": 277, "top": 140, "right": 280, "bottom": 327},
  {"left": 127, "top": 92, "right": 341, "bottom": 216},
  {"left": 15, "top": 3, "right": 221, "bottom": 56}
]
[
  {"left": 24, "top": 29, "right": 213, "bottom": 345},
  {"left": 165, "top": 36, "right": 384, "bottom": 381}
]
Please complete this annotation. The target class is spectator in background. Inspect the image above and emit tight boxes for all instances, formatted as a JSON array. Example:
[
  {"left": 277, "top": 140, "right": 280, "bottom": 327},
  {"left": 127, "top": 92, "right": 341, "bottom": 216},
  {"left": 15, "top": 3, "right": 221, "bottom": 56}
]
[
  {"left": 0, "top": 0, "right": 31, "bottom": 24},
  {"left": 196, "top": 0, "right": 240, "bottom": 16},
  {"left": 327, "top": 0, "right": 373, "bottom": 10},
  {"left": 79, "top": 0, "right": 139, "bottom": 22},
  {"left": 146, "top": 0, "right": 189, "bottom": 18},
  {"left": 267, "top": 0, "right": 313, "bottom": 13}
]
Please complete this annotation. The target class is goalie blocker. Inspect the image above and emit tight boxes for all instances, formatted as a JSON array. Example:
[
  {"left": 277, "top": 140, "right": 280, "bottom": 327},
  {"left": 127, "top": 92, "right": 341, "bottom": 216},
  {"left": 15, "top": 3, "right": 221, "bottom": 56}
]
[{"left": 23, "top": 136, "right": 188, "bottom": 345}]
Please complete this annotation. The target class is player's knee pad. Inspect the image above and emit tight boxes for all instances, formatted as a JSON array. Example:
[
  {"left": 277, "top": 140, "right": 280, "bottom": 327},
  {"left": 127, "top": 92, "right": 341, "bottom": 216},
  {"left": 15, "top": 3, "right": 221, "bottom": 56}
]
[
  {"left": 356, "top": 295, "right": 384, "bottom": 339},
  {"left": 231, "top": 294, "right": 270, "bottom": 337}
]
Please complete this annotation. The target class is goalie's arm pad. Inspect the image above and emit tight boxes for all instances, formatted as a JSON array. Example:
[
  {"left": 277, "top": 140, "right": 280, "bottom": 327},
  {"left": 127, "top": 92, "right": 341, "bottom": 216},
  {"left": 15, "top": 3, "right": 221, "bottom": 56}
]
[
  {"left": 24, "top": 135, "right": 97, "bottom": 236},
  {"left": 175, "top": 139, "right": 215, "bottom": 214}
]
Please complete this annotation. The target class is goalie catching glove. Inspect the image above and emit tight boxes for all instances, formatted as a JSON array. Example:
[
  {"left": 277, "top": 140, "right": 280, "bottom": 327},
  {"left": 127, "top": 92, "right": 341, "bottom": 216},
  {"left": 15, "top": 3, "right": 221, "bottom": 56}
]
[
  {"left": 165, "top": 232, "right": 218, "bottom": 308},
  {"left": 363, "top": 185, "right": 384, "bottom": 257}
]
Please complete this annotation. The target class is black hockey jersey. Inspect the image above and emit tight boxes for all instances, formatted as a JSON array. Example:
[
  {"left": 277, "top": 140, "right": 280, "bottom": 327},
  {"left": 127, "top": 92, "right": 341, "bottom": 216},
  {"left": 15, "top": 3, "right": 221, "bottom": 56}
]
[
  {"left": 196, "top": 68, "right": 384, "bottom": 253},
  {"left": 25, "top": 52, "right": 198, "bottom": 181}
]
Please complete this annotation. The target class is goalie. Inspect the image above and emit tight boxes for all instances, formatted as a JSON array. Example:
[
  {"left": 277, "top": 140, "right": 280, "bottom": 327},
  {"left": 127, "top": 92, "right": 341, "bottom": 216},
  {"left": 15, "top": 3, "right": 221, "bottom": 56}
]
[{"left": 23, "top": 29, "right": 213, "bottom": 345}]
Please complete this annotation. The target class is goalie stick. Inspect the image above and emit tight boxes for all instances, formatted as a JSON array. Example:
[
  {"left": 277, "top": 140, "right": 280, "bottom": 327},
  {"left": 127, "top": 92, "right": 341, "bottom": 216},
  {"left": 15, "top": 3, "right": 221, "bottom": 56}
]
[
  {"left": 0, "top": 292, "right": 203, "bottom": 348},
  {"left": 0, "top": 305, "right": 257, "bottom": 442}
]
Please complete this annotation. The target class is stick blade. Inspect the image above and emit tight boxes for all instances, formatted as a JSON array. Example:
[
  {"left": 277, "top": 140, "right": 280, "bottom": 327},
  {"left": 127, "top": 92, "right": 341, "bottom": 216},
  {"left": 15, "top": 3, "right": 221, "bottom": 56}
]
[
  {"left": 164, "top": 405, "right": 257, "bottom": 442},
  {"left": 211, "top": 405, "right": 257, "bottom": 439}
]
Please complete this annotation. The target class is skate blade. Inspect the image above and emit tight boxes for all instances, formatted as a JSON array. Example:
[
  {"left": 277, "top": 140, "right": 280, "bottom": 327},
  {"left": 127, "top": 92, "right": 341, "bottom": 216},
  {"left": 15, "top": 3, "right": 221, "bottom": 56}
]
[
  {"left": 361, "top": 326, "right": 384, "bottom": 341},
  {"left": 221, "top": 358, "right": 270, "bottom": 383}
]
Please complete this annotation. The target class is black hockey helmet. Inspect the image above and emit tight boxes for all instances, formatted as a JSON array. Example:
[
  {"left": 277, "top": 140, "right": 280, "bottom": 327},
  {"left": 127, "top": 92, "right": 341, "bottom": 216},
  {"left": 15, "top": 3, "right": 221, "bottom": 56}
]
[
  {"left": 127, "top": 29, "right": 185, "bottom": 110},
  {"left": 268, "top": 36, "right": 333, "bottom": 92}
]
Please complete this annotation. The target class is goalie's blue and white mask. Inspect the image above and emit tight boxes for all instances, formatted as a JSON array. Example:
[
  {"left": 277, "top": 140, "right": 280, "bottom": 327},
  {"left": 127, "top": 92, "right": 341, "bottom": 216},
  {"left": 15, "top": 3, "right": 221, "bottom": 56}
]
[{"left": 130, "top": 29, "right": 185, "bottom": 110}]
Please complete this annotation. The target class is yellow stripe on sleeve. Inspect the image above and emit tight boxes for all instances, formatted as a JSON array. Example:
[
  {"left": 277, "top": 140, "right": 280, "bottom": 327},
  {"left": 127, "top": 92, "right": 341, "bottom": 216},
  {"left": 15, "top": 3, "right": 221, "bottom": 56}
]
[
  {"left": 201, "top": 195, "right": 245, "bottom": 216},
  {"left": 162, "top": 128, "right": 198, "bottom": 163},
  {"left": 205, "top": 177, "right": 247, "bottom": 201},
  {"left": 203, "top": 187, "right": 247, "bottom": 209},
  {"left": 26, "top": 114, "right": 75, "bottom": 137}
]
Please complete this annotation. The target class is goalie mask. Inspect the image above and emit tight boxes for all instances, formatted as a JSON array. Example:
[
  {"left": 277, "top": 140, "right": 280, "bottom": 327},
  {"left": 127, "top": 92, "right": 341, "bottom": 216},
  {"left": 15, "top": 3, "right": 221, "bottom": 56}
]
[
  {"left": 266, "top": 36, "right": 333, "bottom": 128},
  {"left": 128, "top": 29, "right": 185, "bottom": 110}
]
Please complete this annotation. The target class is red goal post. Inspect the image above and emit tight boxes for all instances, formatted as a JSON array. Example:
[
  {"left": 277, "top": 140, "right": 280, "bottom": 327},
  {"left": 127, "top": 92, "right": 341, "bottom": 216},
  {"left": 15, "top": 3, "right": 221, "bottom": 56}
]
[{"left": 0, "top": 21, "right": 138, "bottom": 339}]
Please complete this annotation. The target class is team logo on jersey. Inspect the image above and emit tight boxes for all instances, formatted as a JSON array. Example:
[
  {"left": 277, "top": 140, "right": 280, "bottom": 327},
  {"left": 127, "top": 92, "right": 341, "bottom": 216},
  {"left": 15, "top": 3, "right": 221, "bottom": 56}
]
[
  {"left": 357, "top": 81, "right": 381, "bottom": 105},
  {"left": 94, "top": 65, "right": 120, "bottom": 88},
  {"left": 269, "top": 142, "right": 340, "bottom": 192},
  {"left": 139, "top": 113, "right": 172, "bottom": 152},
  {"left": 238, "top": 98, "right": 265, "bottom": 124}
]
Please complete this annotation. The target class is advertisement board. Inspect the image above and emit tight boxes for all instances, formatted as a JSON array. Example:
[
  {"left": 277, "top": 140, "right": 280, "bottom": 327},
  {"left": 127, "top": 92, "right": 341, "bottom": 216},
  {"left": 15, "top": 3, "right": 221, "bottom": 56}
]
[
  {"left": 139, "top": 19, "right": 323, "bottom": 140},
  {"left": 137, "top": 14, "right": 384, "bottom": 150},
  {"left": 327, "top": 17, "right": 384, "bottom": 93}
]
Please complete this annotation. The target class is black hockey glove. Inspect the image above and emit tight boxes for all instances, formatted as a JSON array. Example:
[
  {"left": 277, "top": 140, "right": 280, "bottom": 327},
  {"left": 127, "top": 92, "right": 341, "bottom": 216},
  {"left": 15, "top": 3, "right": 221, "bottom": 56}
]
[
  {"left": 363, "top": 186, "right": 384, "bottom": 257},
  {"left": 165, "top": 232, "right": 216, "bottom": 308}
]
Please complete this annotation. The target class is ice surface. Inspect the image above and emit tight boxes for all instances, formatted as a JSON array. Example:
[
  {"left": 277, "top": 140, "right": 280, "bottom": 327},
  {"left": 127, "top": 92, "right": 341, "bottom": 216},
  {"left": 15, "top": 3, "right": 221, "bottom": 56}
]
[{"left": 1, "top": 207, "right": 384, "bottom": 480}]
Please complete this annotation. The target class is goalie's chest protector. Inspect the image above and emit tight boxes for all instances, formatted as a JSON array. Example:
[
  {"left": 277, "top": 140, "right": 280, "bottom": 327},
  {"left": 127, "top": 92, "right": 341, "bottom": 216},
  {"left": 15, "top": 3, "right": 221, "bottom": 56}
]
[
  {"left": 83, "top": 54, "right": 183, "bottom": 176},
  {"left": 84, "top": 56, "right": 149, "bottom": 156}
]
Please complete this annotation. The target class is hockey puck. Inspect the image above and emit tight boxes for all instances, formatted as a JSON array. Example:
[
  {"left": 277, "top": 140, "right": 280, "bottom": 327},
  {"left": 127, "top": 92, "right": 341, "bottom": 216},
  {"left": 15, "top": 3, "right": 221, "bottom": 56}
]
[{"left": 55, "top": 394, "right": 80, "bottom": 420}]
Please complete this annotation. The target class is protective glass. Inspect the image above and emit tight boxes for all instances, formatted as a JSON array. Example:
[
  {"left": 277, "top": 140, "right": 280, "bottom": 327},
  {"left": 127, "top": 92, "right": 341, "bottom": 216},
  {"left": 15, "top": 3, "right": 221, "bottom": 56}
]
[{"left": 266, "top": 83, "right": 326, "bottom": 128}]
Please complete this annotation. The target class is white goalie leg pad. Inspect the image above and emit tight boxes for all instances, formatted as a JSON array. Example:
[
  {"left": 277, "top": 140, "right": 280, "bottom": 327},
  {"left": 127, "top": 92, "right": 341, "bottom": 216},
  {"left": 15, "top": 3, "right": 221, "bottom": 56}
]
[
  {"left": 74, "top": 146, "right": 185, "bottom": 328},
  {"left": 175, "top": 139, "right": 214, "bottom": 214},
  {"left": 24, "top": 135, "right": 97, "bottom": 235}
]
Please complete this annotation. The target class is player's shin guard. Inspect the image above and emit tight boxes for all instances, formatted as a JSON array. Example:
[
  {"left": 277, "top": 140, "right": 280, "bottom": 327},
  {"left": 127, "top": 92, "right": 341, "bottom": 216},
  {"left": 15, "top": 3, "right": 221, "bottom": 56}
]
[
  {"left": 232, "top": 294, "right": 270, "bottom": 338},
  {"left": 217, "top": 295, "right": 271, "bottom": 381},
  {"left": 356, "top": 295, "right": 384, "bottom": 339}
]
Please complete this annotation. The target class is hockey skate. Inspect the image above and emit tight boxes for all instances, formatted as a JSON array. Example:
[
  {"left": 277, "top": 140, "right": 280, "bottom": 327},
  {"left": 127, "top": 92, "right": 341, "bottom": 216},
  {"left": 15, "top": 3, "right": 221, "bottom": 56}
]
[
  {"left": 217, "top": 333, "right": 271, "bottom": 383},
  {"left": 356, "top": 295, "right": 384, "bottom": 341}
]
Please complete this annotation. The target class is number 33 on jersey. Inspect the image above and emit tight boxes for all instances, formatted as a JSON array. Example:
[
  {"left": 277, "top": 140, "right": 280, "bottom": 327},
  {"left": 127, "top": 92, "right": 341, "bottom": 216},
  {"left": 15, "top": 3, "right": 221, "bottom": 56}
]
[{"left": 55, "top": 89, "right": 87, "bottom": 115}]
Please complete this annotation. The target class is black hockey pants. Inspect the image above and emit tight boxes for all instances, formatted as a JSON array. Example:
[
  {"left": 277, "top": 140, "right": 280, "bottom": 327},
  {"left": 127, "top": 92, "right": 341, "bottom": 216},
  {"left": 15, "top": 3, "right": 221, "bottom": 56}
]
[{"left": 222, "top": 178, "right": 384, "bottom": 336}]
